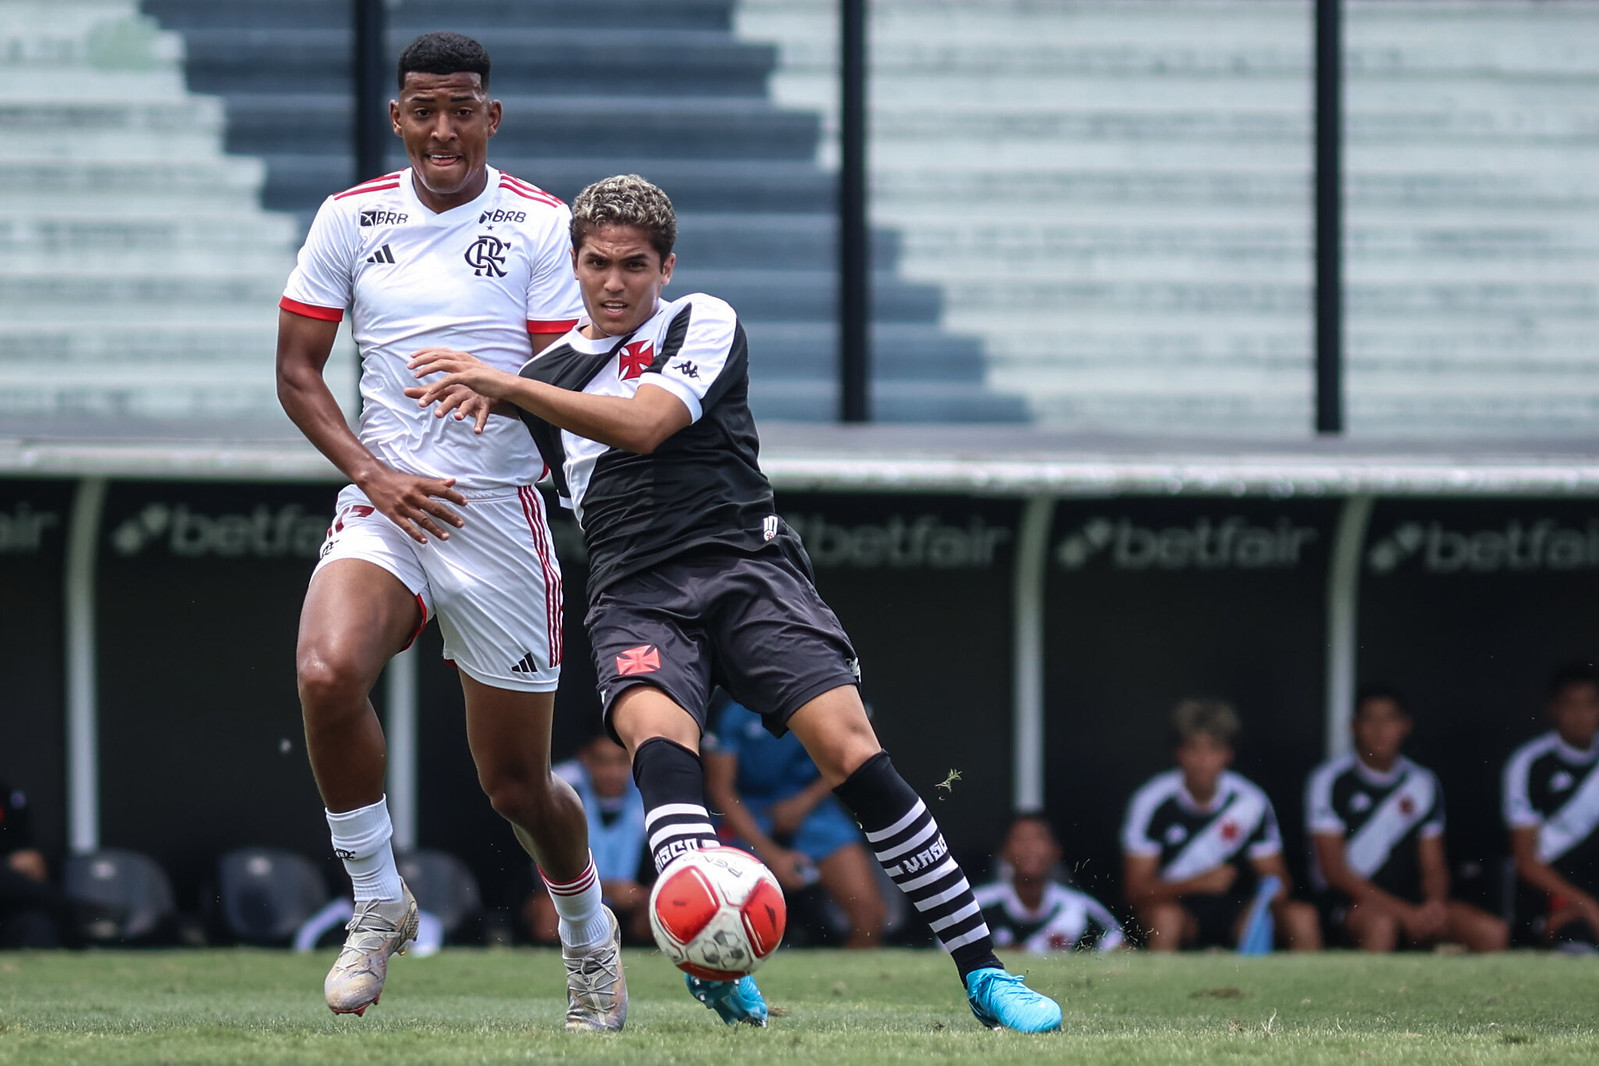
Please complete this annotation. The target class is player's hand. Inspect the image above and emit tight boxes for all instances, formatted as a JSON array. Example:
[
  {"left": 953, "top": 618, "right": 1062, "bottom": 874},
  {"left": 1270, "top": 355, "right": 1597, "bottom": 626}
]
[
  {"left": 1403, "top": 900, "right": 1448, "bottom": 941},
  {"left": 768, "top": 794, "right": 818, "bottom": 837},
  {"left": 1191, "top": 864, "right": 1237, "bottom": 895},
  {"left": 407, "top": 347, "right": 517, "bottom": 408},
  {"left": 407, "top": 382, "right": 500, "bottom": 433},
  {"left": 763, "top": 847, "right": 818, "bottom": 892},
  {"left": 356, "top": 464, "right": 466, "bottom": 544}
]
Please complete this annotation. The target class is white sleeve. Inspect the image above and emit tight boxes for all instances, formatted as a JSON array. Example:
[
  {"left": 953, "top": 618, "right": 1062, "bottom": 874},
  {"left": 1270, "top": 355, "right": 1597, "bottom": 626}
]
[
  {"left": 525, "top": 205, "right": 583, "bottom": 335},
  {"left": 1503, "top": 743, "right": 1541, "bottom": 829},
  {"left": 1247, "top": 794, "right": 1285, "bottom": 860},
  {"left": 1421, "top": 769, "right": 1446, "bottom": 838},
  {"left": 1305, "top": 761, "right": 1346, "bottom": 836},
  {"left": 1120, "top": 779, "right": 1163, "bottom": 857},
  {"left": 281, "top": 196, "right": 356, "bottom": 319},
  {"left": 641, "top": 294, "right": 741, "bottom": 424}
]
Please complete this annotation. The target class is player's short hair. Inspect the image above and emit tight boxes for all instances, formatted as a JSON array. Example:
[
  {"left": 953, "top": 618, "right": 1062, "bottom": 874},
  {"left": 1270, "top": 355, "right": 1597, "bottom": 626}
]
[
  {"left": 1547, "top": 661, "right": 1599, "bottom": 701},
  {"left": 1354, "top": 683, "right": 1408, "bottom": 718},
  {"left": 396, "top": 32, "right": 492, "bottom": 91},
  {"left": 1171, "top": 698, "right": 1240, "bottom": 745},
  {"left": 571, "top": 174, "right": 678, "bottom": 261},
  {"left": 1005, "top": 809, "right": 1058, "bottom": 840}
]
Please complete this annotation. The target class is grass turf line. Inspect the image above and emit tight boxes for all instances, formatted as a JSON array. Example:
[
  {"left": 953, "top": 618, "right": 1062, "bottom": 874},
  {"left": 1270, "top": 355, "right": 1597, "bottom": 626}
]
[{"left": 1, "top": 948, "right": 1597, "bottom": 1065}]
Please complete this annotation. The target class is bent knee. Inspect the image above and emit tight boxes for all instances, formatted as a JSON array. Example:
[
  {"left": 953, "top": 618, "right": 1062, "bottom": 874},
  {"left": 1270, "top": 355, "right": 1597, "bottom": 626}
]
[{"left": 297, "top": 653, "right": 371, "bottom": 717}]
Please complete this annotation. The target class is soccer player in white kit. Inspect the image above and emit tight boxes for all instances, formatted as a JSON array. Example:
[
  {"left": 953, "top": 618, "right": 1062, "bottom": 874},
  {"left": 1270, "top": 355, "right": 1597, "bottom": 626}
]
[{"left": 275, "top": 32, "right": 625, "bottom": 1030}]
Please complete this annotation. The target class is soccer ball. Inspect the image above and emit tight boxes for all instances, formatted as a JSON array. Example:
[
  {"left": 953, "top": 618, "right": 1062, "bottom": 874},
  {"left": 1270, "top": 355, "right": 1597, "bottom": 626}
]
[{"left": 648, "top": 846, "right": 786, "bottom": 980}]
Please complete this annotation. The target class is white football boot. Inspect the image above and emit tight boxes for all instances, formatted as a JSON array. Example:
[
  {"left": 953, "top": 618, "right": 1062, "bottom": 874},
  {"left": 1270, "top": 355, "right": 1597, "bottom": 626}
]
[
  {"left": 562, "top": 906, "right": 629, "bottom": 1032},
  {"left": 324, "top": 882, "right": 419, "bottom": 1016}
]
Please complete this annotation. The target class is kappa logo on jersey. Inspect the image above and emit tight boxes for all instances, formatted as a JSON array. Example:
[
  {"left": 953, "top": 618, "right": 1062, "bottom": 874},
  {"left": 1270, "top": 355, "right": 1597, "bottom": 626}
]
[
  {"left": 1552, "top": 770, "right": 1576, "bottom": 792},
  {"left": 615, "top": 644, "right": 660, "bottom": 676},
  {"left": 365, "top": 244, "right": 396, "bottom": 264},
  {"left": 359, "top": 209, "right": 408, "bottom": 226},
  {"left": 671, "top": 359, "right": 700, "bottom": 380},
  {"left": 464, "top": 234, "right": 509, "bottom": 277},
  {"left": 1164, "top": 824, "right": 1188, "bottom": 845},
  {"left": 618, "top": 340, "right": 655, "bottom": 380},
  {"left": 762, "top": 515, "right": 779, "bottom": 541},
  {"left": 1349, "top": 792, "right": 1373, "bottom": 813},
  {"left": 478, "top": 209, "right": 526, "bottom": 224}
]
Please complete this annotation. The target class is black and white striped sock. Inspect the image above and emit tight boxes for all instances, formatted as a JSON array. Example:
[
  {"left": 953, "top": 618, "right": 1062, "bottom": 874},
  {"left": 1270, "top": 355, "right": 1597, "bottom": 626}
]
[
  {"left": 633, "top": 737, "right": 721, "bottom": 875},
  {"left": 834, "top": 752, "right": 1001, "bottom": 978}
]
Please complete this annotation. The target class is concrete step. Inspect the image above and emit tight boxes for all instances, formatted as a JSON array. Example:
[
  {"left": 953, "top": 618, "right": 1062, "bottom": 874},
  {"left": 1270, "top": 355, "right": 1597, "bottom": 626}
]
[
  {"left": 0, "top": 268, "right": 286, "bottom": 308},
  {"left": 0, "top": 213, "right": 298, "bottom": 255},
  {"left": 171, "top": 28, "right": 776, "bottom": 97},
  {"left": 215, "top": 93, "right": 818, "bottom": 161}
]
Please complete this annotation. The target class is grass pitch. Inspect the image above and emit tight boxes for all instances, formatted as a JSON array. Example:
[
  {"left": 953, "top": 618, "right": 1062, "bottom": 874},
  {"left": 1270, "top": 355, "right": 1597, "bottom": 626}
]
[{"left": 1, "top": 947, "right": 1596, "bottom": 1065}]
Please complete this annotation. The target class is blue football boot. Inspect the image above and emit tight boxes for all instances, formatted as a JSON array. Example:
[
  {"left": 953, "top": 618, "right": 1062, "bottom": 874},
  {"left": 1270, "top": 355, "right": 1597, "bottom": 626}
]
[
  {"left": 685, "top": 974, "right": 769, "bottom": 1027},
  {"left": 965, "top": 968, "right": 1062, "bottom": 1033}
]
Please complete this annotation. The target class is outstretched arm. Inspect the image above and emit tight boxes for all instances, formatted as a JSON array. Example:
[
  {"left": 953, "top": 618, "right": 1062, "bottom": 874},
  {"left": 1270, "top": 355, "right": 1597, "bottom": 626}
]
[
  {"left": 406, "top": 347, "right": 691, "bottom": 454},
  {"left": 277, "top": 310, "right": 466, "bottom": 543}
]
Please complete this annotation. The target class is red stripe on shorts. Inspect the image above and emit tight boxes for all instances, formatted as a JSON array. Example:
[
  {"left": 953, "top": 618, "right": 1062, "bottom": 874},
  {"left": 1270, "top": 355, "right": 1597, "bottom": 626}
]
[{"left": 519, "top": 486, "right": 562, "bottom": 668}]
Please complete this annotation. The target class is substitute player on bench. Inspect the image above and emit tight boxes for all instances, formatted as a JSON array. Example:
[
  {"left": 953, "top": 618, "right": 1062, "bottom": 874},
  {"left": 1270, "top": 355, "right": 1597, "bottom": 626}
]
[
  {"left": 1504, "top": 662, "right": 1599, "bottom": 948},
  {"left": 276, "top": 32, "right": 623, "bottom": 1028},
  {"left": 407, "top": 174, "right": 1062, "bottom": 1033},
  {"left": 1306, "top": 687, "right": 1506, "bottom": 952},
  {"left": 1121, "top": 699, "right": 1321, "bottom": 951}
]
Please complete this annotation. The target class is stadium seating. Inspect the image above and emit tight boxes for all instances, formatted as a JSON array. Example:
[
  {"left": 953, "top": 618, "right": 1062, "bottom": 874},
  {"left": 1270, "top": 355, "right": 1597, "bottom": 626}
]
[
  {"left": 395, "top": 849, "right": 482, "bottom": 942},
  {"left": 214, "top": 846, "right": 329, "bottom": 945},
  {"left": 1, "top": 0, "right": 347, "bottom": 434},
  {"left": 738, "top": 0, "right": 1599, "bottom": 437},
  {"left": 135, "top": 0, "right": 1026, "bottom": 423},
  {"left": 62, "top": 847, "right": 178, "bottom": 944}
]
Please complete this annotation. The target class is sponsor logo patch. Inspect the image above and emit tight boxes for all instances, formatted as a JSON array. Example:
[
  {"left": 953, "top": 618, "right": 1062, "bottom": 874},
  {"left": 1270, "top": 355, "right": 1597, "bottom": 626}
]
[{"left": 360, "top": 209, "right": 408, "bottom": 226}]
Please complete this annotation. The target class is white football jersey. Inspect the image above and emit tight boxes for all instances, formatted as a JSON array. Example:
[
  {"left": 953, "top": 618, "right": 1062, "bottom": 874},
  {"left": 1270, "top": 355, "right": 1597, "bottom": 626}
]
[{"left": 281, "top": 167, "right": 583, "bottom": 494}]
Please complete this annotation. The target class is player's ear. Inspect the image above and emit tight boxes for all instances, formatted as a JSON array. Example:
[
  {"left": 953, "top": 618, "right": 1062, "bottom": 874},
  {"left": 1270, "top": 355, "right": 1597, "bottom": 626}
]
[
  {"left": 389, "top": 98, "right": 402, "bottom": 136},
  {"left": 660, "top": 252, "right": 675, "bottom": 286},
  {"left": 486, "top": 98, "right": 502, "bottom": 137}
]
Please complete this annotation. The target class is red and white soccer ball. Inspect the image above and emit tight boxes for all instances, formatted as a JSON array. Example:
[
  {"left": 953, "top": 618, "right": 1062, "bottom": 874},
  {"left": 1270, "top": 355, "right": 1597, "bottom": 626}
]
[{"left": 649, "top": 846, "right": 787, "bottom": 980}]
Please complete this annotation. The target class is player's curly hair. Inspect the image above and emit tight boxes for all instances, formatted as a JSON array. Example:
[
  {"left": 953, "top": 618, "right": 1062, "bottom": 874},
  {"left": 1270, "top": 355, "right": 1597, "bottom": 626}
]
[
  {"left": 1171, "top": 698, "right": 1240, "bottom": 745},
  {"left": 396, "top": 32, "right": 491, "bottom": 91},
  {"left": 571, "top": 174, "right": 678, "bottom": 261}
]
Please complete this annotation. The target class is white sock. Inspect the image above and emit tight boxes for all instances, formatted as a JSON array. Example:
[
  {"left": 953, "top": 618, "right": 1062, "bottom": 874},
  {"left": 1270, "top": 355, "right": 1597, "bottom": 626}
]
[
  {"left": 542, "top": 853, "right": 610, "bottom": 949},
  {"left": 327, "top": 797, "right": 404, "bottom": 904}
]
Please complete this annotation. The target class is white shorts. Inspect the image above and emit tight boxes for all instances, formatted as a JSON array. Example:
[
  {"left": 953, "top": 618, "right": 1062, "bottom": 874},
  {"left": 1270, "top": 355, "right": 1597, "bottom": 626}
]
[{"left": 313, "top": 484, "right": 563, "bottom": 692}]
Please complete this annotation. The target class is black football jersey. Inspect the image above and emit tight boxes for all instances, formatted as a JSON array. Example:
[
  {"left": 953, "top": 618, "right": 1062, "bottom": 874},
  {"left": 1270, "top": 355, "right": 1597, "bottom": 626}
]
[
  {"left": 1504, "top": 731, "right": 1599, "bottom": 885},
  {"left": 1121, "top": 769, "right": 1283, "bottom": 883},
  {"left": 1306, "top": 754, "right": 1443, "bottom": 901},
  {"left": 517, "top": 292, "right": 780, "bottom": 597}
]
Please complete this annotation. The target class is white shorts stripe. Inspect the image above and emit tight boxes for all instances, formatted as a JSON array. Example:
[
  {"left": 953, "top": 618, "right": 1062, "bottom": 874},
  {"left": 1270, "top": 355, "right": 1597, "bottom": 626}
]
[{"left": 864, "top": 799, "right": 928, "bottom": 843}]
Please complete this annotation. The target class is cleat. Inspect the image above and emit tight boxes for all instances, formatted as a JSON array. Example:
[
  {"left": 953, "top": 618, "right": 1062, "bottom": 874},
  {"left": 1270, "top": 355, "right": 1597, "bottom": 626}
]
[
  {"left": 563, "top": 906, "right": 628, "bottom": 1032},
  {"left": 965, "top": 967, "right": 1062, "bottom": 1033},
  {"left": 685, "top": 974, "right": 768, "bottom": 1027},
  {"left": 324, "top": 883, "right": 419, "bottom": 1015}
]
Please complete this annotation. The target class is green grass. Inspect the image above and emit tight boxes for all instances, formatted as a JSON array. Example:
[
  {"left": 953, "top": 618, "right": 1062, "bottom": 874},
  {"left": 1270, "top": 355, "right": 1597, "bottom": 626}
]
[{"left": 1, "top": 947, "right": 1597, "bottom": 1065}]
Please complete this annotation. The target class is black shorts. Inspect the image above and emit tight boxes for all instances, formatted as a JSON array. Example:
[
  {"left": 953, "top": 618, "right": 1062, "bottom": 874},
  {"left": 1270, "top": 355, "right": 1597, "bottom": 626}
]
[
  {"left": 1185, "top": 890, "right": 1250, "bottom": 949},
  {"left": 586, "top": 531, "right": 860, "bottom": 741}
]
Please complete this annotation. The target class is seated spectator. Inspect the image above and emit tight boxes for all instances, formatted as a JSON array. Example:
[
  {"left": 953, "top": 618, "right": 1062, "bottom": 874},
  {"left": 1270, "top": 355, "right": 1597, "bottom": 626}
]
[
  {"left": 524, "top": 734, "right": 652, "bottom": 945},
  {"left": 1121, "top": 699, "right": 1321, "bottom": 951},
  {"left": 0, "top": 779, "right": 71, "bottom": 948},
  {"left": 1504, "top": 662, "right": 1599, "bottom": 949},
  {"left": 1307, "top": 686, "right": 1507, "bottom": 952},
  {"left": 703, "top": 691, "right": 886, "bottom": 947},
  {"left": 974, "top": 812, "right": 1124, "bottom": 953}
]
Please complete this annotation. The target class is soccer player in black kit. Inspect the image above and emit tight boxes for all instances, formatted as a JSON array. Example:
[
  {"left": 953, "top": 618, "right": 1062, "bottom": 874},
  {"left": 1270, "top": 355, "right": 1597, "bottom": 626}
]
[{"left": 407, "top": 174, "right": 1061, "bottom": 1032}]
